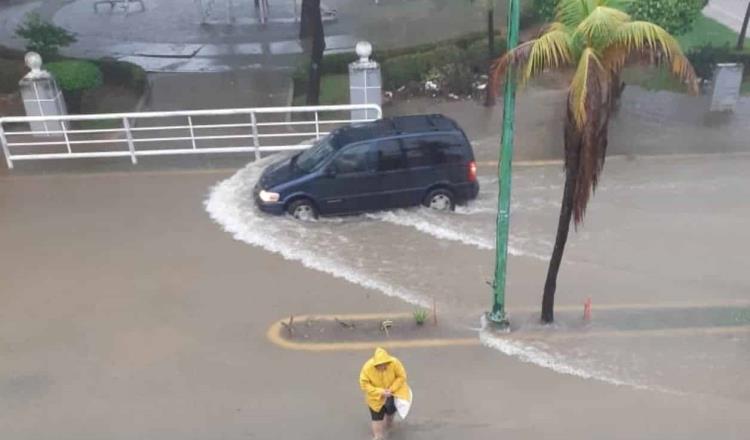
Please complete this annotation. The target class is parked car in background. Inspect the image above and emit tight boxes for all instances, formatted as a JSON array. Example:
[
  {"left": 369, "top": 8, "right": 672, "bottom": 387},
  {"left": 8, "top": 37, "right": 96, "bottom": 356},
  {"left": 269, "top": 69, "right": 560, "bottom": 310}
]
[{"left": 254, "top": 114, "right": 479, "bottom": 220}]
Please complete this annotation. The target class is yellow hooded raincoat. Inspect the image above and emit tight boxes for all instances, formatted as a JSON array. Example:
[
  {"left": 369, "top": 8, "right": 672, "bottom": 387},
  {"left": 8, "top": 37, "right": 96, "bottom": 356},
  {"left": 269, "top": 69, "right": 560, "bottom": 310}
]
[{"left": 359, "top": 347, "right": 410, "bottom": 411}]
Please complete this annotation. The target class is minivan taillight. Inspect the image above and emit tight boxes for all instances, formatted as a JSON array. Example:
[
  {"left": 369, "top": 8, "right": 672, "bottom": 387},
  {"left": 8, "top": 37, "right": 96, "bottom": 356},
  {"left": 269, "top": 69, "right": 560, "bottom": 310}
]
[{"left": 468, "top": 161, "right": 477, "bottom": 182}]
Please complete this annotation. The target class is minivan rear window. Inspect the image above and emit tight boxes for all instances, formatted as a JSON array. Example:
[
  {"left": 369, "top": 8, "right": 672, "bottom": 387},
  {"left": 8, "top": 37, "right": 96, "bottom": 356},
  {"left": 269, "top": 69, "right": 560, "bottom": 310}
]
[{"left": 403, "top": 134, "right": 465, "bottom": 167}]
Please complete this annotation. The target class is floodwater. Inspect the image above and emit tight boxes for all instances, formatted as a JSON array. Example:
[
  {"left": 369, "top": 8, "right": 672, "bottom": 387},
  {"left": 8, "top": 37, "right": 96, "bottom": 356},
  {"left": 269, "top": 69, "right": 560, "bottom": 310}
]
[{"left": 206, "top": 147, "right": 750, "bottom": 402}]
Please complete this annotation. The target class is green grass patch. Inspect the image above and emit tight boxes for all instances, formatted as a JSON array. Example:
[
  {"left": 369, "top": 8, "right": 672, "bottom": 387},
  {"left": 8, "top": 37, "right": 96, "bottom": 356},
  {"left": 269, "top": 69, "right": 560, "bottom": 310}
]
[
  {"left": 678, "top": 15, "right": 747, "bottom": 52},
  {"left": 293, "top": 74, "right": 349, "bottom": 106},
  {"left": 741, "top": 80, "right": 750, "bottom": 96}
]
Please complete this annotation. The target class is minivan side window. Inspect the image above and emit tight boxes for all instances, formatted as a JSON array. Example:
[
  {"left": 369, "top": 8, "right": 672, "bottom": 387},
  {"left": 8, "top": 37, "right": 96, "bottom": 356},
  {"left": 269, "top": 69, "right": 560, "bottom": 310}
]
[
  {"left": 403, "top": 134, "right": 464, "bottom": 168},
  {"left": 376, "top": 139, "right": 406, "bottom": 172},
  {"left": 332, "top": 143, "right": 376, "bottom": 174}
]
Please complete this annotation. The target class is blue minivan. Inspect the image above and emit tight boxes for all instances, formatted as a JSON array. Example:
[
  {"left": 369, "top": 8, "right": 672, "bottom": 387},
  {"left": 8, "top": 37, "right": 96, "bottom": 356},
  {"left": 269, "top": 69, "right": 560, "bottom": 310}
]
[{"left": 254, "top": 114, "right": 479, "bottom": 220}]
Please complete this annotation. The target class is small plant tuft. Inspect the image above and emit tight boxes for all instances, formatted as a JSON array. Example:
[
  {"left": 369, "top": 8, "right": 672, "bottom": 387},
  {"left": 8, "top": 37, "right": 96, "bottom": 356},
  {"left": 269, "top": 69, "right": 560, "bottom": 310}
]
[{"left": 413, "top": 309, "right": 429, "bottom": 326}]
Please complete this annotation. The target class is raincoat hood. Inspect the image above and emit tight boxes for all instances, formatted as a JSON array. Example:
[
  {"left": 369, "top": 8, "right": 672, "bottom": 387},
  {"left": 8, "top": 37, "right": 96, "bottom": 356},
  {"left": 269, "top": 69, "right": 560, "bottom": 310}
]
[{"left": 372, "top": 347, "right": 394, "bottom": 366}]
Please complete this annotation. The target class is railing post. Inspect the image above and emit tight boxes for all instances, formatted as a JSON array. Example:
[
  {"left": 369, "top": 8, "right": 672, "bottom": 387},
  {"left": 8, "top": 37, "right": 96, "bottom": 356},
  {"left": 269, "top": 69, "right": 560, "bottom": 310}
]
[
  {"left": 122, "top": 117, "right": 137, "bottom": 164},
  {"left": 314, "top": 111, "right": 320, "bottom": 139},
  {"left": 250, "top": 112, "right": 261, "bottom": 160},
  {"left": 0, "top": 123, "right": 13, "bottom": 169},
  {"left": 61, "top": 120, "right": 72, "bottom": 154},
  {"left": 188, "top": 116, "right": 197, "bottom": 150}
]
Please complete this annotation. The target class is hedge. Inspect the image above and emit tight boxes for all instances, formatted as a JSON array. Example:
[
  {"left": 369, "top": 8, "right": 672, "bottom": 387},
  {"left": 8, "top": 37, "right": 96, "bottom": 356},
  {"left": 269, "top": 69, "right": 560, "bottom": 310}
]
[
  {"left": 687, "top": 44, "right": 750, "bottom": 81},
  {"left": 45, "top": 60, "right": 103, "bottom": 91},
  {"left": 95, "top": 58, "right": 147, "bottom": 94},
  {"left": 294, "top": 33, "right": 507, "bottom": 95}
]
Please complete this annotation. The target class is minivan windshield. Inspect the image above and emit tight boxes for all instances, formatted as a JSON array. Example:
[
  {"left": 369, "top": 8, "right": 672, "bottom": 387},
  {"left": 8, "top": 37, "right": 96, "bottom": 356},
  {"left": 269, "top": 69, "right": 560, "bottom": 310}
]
[{"left": 296, "top": 136, "right": 336, "bottom": 172}]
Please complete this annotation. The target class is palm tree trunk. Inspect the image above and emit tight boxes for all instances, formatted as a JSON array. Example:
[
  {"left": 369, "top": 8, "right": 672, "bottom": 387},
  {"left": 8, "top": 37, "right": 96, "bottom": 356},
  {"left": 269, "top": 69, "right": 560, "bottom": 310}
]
[
  {"left": 300, "top": 0, "right": 325, "bottom": 105},
  {"left": 738, "top": 1, "right": 750, "bottom": 50},
  {"left": 484, "top": 6, "right": 496, "bottom": 107},
  {"left": 541, "top": 124, "right": 580, "bottom": 323}
]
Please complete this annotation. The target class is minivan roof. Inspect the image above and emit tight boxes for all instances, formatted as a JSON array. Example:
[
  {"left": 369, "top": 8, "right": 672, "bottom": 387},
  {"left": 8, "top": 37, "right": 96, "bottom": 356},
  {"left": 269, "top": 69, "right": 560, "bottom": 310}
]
[{"left": 333, "top": 114, "right": 461, "bottom": 148}]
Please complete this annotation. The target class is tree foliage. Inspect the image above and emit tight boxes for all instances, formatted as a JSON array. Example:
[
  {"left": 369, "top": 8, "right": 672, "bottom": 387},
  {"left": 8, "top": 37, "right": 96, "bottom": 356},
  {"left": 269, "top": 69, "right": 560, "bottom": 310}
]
[
  {"left": 627, "top": 0, "right": 705, "bottom": 36},
  {"left": 533, "top": 0, "right": 559, "bottom": 23},
  {"left": 15, "top": 13, "right": 76, "bottom": 60}
]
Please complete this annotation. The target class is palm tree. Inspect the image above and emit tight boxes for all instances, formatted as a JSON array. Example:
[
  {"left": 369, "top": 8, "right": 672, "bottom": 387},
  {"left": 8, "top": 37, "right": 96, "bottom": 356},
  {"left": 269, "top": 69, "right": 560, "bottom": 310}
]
[{"left": 489, "top": 0, "right": 697, "bottom": 323}]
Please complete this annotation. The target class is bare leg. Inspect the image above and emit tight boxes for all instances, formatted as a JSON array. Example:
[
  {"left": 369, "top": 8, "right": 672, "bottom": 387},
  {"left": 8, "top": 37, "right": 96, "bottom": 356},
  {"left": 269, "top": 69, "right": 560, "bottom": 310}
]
[
  {"left": 384, "top": 414, "right": 395, "bottom": 431},
  {"left": 371, "top": 420, "right": 385, "bottom": 440}
]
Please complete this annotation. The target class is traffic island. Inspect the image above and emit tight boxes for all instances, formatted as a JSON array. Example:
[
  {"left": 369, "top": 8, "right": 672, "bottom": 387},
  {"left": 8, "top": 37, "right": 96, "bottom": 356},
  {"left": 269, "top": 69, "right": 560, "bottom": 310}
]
[{"left": 266, "top": 313, "right": 479, "bottom": 351}]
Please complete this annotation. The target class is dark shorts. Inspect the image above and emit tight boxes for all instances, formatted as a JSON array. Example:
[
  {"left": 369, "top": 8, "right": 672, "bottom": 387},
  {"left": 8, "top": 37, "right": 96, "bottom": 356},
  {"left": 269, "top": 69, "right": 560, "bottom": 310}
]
[{"left": 369, "top": 396, "right": 396, "bottom": 421}]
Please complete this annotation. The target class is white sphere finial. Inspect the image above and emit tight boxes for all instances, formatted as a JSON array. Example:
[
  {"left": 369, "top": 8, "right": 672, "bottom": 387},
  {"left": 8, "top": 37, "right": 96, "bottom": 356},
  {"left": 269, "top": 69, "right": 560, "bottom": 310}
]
[
  {"left": 355, "top": 41, "right": 373, "bottom": 62},
  {"left": 25, "top": 52, "right": 43, "bottom": 72}
]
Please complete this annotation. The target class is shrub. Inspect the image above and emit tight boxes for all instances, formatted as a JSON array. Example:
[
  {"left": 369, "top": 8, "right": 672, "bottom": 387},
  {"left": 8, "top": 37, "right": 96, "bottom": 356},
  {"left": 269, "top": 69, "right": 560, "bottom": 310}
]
[
  {"left": 46, "top": 60, "right": 103, "bottom": 91},
  {"left": 95, "top": 58, "right": 147, "bottom": 94},
  {"left": 532, "top": 0, "right": 558, "bottom": 23},
  {"left": 628, "top": 0, "right": 704, "bottom": 36},
  {"left": 464, "top": 35, "right": 507, "bottom": 71},
  {"left": 413, "top": 309, "right": 429, "bottom": 326},
  {"left": 382, "top": 54, "right": 429, "bottom": 90},
  {"left": 687, "top": 44, "right": 750, "bottom": 81},
  {"left": 15, "top": 13, "right": 76, "bottom": 60},
  {"left": 293, "top": 33, "right": 508, "bottom": 97},
  {"left": 382, "top": 45, "right": 464, "bottom": 90},
  {"left": 46, "top": 60, "right": 103, "bottom": 113}
]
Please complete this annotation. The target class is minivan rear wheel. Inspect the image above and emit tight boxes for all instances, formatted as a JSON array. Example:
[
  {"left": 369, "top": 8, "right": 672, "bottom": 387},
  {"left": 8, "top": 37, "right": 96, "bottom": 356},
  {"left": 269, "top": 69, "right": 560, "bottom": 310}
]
[
  {"left": 423, "top": 189, "right": 455, "bottom": 212},
  {"left": 287, "top": 199, "right": 318, "bottom": 221}
]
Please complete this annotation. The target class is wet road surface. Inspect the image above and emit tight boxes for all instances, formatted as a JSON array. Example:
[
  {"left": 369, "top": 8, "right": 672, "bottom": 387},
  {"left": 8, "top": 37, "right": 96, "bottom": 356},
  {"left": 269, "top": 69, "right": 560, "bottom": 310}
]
[{"left": 207, "top": 151, "right": 750, "bottom": 400}]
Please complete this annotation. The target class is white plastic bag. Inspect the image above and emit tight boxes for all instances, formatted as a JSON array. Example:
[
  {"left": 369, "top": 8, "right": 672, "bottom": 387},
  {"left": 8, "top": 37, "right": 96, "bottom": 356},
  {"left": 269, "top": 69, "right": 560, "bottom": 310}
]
[{"left": 395, "top": 387, "right": 413, "bottom": 420}]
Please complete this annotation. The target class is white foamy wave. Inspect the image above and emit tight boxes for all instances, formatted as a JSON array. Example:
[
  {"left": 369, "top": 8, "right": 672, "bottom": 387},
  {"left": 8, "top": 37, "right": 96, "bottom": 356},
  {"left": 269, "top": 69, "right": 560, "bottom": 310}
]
[
  {"left": 480, "top": 331, "right": 636, "bottom": 387},
  {"left": 479, "top": 320, "right": 678, "bottom": 393},
  {"left": 369, "top": 209, "right": 549, "bottom": 260},
  {"left": 367, "top": 210, "right": 495, "bottom": 250},
  {"left": 204, "top": 160, "right": 430, "bottom": 307}
]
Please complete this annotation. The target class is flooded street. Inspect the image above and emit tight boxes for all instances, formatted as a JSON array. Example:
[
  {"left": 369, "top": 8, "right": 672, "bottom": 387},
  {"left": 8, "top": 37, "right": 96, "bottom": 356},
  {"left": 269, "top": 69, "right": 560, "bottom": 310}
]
[{"left": 206, "top": 150, "right": 750, "bottom": 401}]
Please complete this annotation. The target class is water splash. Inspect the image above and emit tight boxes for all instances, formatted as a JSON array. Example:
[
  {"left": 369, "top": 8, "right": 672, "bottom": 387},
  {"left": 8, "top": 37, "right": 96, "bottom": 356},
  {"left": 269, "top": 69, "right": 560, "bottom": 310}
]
[{"left": 204, "top": 160, "right": 430, "bottom": 307}]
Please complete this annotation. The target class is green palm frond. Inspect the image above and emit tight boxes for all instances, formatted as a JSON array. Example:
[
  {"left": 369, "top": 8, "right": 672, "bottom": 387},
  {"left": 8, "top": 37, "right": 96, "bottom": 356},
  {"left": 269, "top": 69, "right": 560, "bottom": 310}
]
[
  {"left": 597, "top": 0, "right": 633, "bottom": 10},
  {"left": 603, "top": 21, "right": 698, "bottom": 93},
  {"left": 523, "top": 26, "right": 575, "bottom": 82},
  {"left": 489, "top": 39, "right": 535, "bottom": 92},
  {"left": 568, "top": 47, "right": 607, "bottom": 129},
  {"left": 490, "top": 23, "right": 575, "bottom": 91},
  {"left": 556, "top": 0, "right": 596, "bottom": 28},
  {"left": 574, "top": 6, "right": 630, "bottom": 49}
]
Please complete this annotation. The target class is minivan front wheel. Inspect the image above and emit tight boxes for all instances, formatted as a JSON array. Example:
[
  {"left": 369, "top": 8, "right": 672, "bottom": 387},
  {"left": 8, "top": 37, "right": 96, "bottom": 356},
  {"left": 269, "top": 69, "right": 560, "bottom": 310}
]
[
  {"left": 423, "top": 189, "right": 455, "bottom": 212},
  {"left": 287, "top": 199, "right": 319, "bottom": 221}
]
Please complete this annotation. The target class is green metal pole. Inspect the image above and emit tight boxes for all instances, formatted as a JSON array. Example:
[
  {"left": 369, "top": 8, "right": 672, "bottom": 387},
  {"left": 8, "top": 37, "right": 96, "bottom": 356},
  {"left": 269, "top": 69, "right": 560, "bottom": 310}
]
[{"left": 487, "top": 0, "right": 519, "bottom": 328}]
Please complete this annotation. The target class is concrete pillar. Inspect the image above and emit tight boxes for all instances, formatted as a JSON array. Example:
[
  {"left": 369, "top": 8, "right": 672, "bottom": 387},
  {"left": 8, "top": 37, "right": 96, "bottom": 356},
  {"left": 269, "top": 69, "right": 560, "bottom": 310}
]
[
  {"left": 709, "top": 63, "right": 745, "bottom": 112},
  {"left": 349, "top": 41, "right": 382, "bottom": 121},
  {"left": 18, "top": 52, "right": 68, "bottom": 136}
]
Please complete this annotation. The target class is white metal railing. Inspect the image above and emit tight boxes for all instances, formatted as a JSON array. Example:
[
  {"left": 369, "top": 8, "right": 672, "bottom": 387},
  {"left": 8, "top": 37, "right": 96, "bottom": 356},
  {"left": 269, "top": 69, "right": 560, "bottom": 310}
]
[{"left": 0, "top": 104, "right": 382, "bottom": 169}]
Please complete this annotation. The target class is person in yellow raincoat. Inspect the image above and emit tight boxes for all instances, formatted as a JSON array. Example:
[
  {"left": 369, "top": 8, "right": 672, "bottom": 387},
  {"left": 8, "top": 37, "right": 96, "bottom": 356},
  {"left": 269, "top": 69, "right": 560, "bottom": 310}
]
[{"left": 359, "top": 347, "right": 411, "bottom": 440}]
